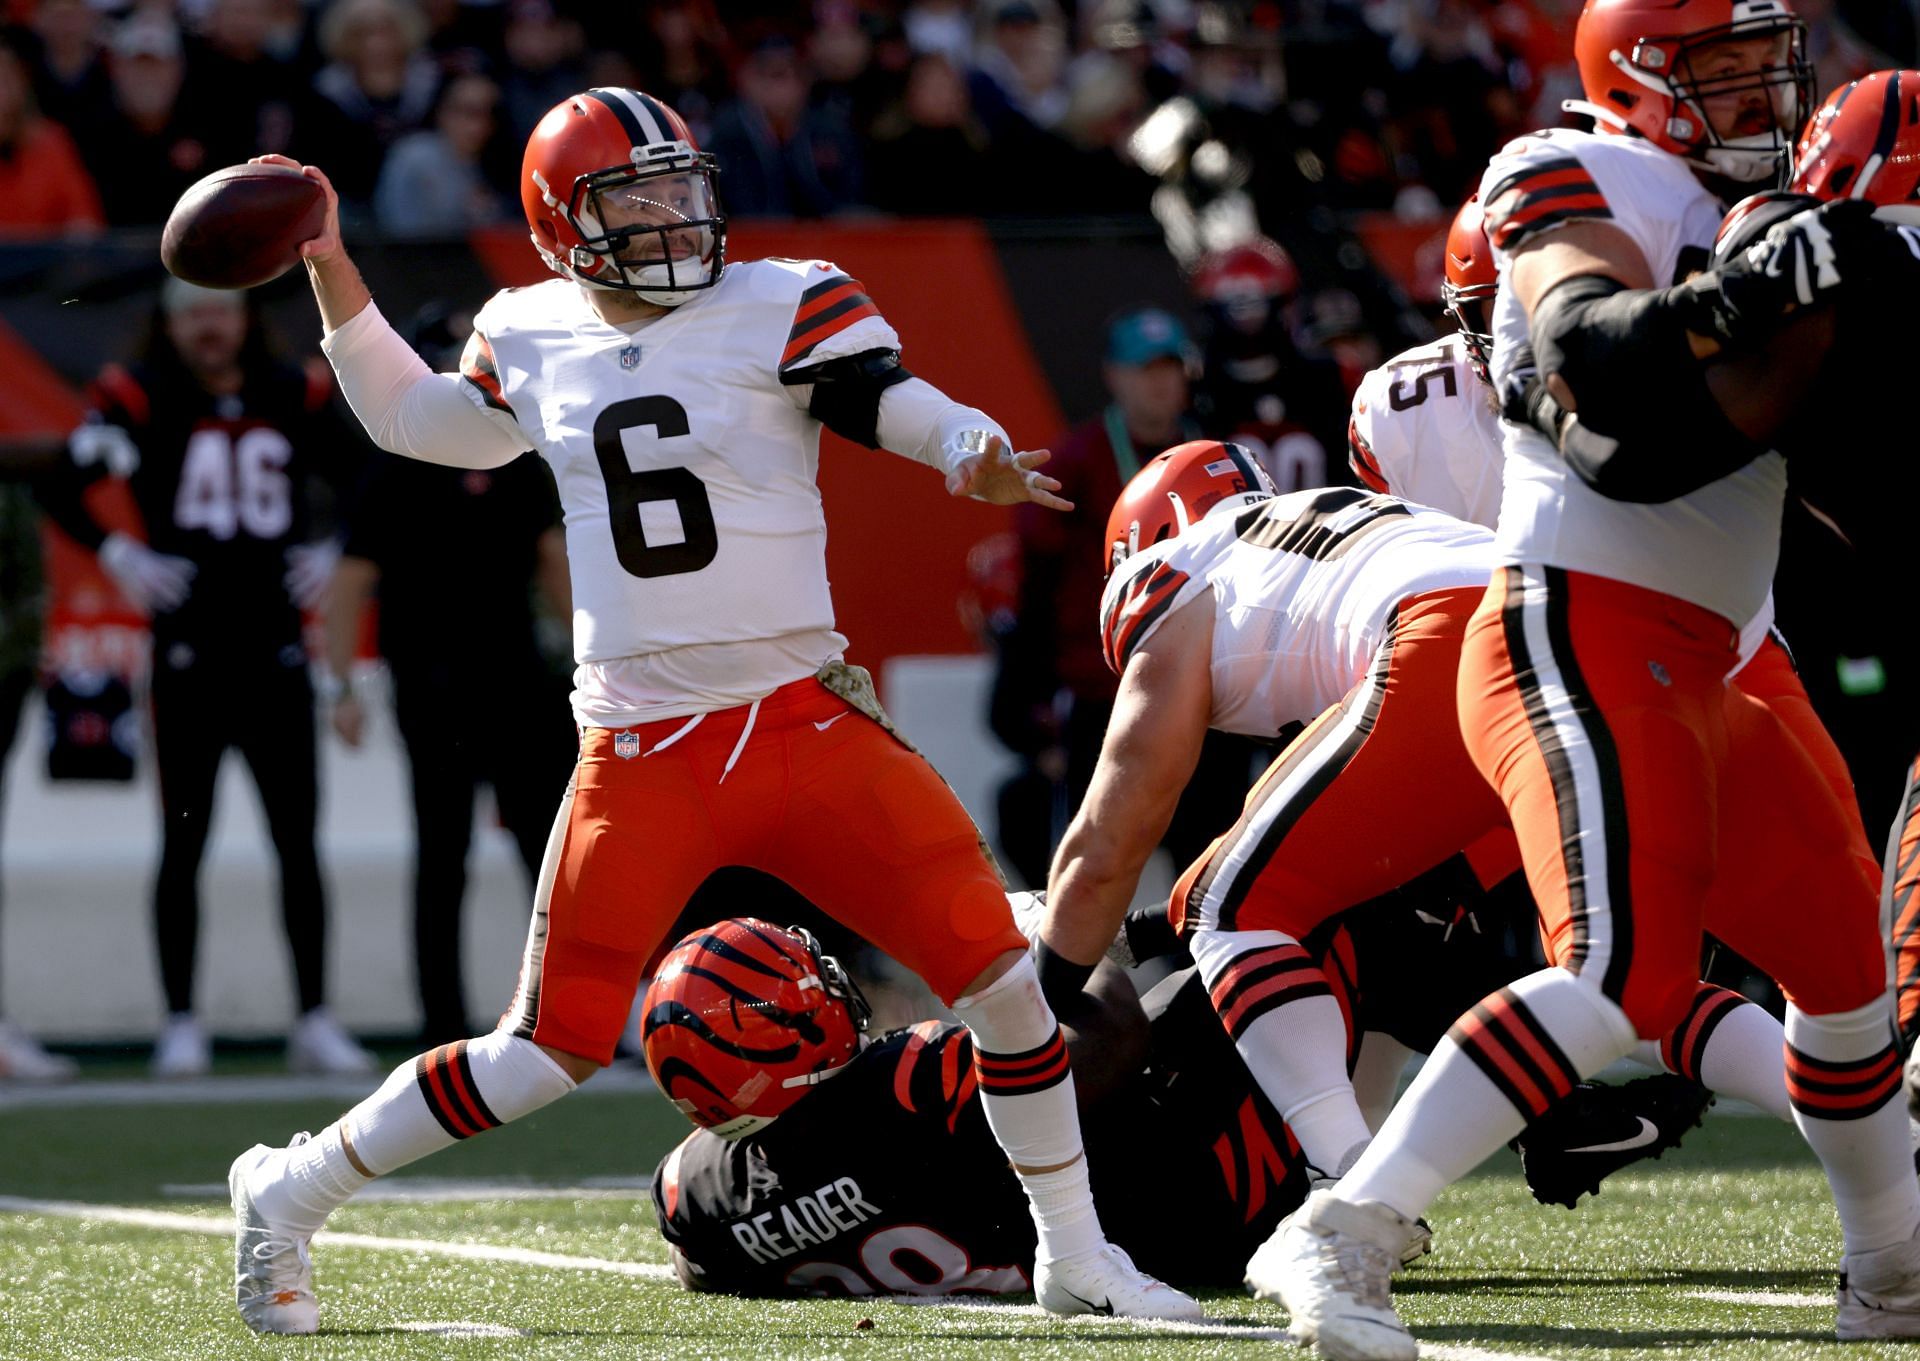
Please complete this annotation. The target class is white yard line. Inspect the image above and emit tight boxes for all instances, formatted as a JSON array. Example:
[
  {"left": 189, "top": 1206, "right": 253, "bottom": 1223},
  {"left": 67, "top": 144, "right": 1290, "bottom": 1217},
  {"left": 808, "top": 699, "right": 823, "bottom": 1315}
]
[
  {"left": 392, "top": 1322, "right": 535, "bottom": 1338},
  {"left": 891, "top": 1296, "right": 1561, "bottom": 1358},
  {"left": 159, "top": 1176, "right": 653, "bottom": 1202},
  {"left": 0, "top": 1195, "right": 674, "bottom": 1280},
  {"left": 0, "top": 1193, "right": 1569, "bottom": 1358},
  {"left": 1684, "top": 1289, "right": 1828, "bottom": 1308}
]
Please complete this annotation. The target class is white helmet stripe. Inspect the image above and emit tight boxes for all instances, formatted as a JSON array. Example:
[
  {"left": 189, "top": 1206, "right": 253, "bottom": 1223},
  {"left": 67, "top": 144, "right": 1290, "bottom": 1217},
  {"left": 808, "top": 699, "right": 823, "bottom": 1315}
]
[{"left": 589, "top": 86, "right": 667, "bottom": 147}]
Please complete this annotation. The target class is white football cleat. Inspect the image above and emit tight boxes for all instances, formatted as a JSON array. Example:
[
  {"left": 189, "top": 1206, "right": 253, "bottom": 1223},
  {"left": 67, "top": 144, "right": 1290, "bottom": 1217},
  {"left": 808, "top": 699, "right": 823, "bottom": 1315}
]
[
  {"left": 1035, "top": 1242, "right": 1203, "bottom": 1320},
  {"left": 1249, "top": 1190, "right": 1415, "bottom": 1361},
  {"left": 0, "top": 1019, "right": 77, "bottom": 1082},
  {"left": 288, "top": 1008, "right": 375, "bottom": 1076},
  {"left": 1839, "top": 1217, "right": 1920, "bottom": 1339},
  {"left": 230, "top": 1138, "right": 319, "bottom": 1335},
  {"left": 151, "top": 1013, "right": 210, "bottom": 1079}
]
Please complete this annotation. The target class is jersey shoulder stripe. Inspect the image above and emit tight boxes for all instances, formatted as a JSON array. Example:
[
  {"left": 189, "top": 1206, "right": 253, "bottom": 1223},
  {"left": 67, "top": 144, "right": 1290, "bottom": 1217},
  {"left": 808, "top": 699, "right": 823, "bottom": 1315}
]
[
  {"left": 458, "top": 329, "right": 513, "bottom": 415},
  {"left": 1100, "top": 556, "right": 1193, "bottom": 674},
  {"left": 1347, "top": 415, "right": 1387, "bottom": 492},
  {"left": 1483, "top": 153, "right": 1611, "bottom": 251},
  {"left": 780, "top": 272, "right": 881, "bottom": 371}
]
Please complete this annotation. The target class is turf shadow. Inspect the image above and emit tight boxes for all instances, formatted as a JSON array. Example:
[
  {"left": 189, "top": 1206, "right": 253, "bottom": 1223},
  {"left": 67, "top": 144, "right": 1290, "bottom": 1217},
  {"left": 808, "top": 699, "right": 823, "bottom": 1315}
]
[
  {"left": 1418, "top": 1322, "right": 1858, "bottom": 1349},
  {"left": 1399, "top": 1266, "right": 1829, "bottom": 1295}
]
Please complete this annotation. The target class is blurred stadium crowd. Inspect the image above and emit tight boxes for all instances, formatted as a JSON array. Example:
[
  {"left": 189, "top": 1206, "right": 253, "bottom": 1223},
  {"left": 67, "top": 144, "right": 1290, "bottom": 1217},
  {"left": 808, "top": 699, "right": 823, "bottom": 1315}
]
[{"left": 0, "top": 0, "right": 1901, "bottom": 235}]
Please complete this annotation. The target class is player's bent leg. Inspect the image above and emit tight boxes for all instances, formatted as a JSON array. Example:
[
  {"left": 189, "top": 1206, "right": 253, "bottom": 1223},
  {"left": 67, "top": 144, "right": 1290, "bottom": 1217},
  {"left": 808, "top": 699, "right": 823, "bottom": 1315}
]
[
  {"left": 231, "top": 1030, "right": 579, "bottom": 1335},
  {"left": 950, "top": 948, "right": 1198, "bottom": 1320},
  {"left": 232, "top": 726, "right": 717, "bottom": 1334},
  {"left": 1707, "top": 685, "right": 1920, "bottom": 1292},
  {"left": 1175, "top": 587, "right": 1504, "bottom": 1176},
  {"left": 1191, "top": 926, "right": 1371, "bottom": 1176},
  {"left": 772, "top": 705, "right": 1197, "bottom": 1320},
  {"left": 1630, "top": 982, "right": 1789, "bottom": 1120}
]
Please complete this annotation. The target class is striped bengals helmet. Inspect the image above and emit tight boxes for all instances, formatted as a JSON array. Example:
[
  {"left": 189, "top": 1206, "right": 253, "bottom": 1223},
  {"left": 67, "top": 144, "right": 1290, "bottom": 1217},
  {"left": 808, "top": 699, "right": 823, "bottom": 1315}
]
[
  {"left": 642, "top": 918, "right": 871, "bottom": 1139},
  {"left": 520, "top": 87, "right": 726, "bottom": 305},
  {"left": 1104, "top": 440, "right": 1275, "bottom": 576}
]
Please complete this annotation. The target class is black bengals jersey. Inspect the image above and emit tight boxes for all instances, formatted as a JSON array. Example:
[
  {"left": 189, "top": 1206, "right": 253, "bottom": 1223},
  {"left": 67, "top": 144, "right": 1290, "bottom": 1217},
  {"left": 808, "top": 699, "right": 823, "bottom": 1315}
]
[
  {"left": 40, "top": 359, "right": 363, "bottom": 653},
  {"left": 651, "top": 969, "right": 1312, "bottom": 1297},
  {"left": 654, "top": 1020, "right": 1034, "bottom": 1298}
]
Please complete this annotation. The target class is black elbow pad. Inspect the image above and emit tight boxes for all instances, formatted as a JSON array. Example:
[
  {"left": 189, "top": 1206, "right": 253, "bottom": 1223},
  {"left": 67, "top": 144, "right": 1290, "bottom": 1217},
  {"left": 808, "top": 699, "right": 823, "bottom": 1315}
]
[
  {"left": 785, "top": 347, "right": 914, "bottom": 449},
  {"left": 1530, "top": 275, "right": 1767, "bottom": 502}
]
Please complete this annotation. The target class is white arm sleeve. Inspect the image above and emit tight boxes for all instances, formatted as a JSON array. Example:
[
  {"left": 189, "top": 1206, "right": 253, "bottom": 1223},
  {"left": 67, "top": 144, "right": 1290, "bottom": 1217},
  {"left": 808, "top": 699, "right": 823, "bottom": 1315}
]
[
  {"left": 320, "top": 303, "right": 529, "bottom": 470},
  {"left": 873, "top": 376, "right": 1010, "bottom": 475}
]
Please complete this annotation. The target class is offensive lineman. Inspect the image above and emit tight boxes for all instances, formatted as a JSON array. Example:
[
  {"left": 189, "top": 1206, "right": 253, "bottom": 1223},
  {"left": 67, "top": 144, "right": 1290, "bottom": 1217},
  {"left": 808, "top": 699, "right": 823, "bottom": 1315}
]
[
  {"left": 1269, "top": 4, "right": 1920, "bottom": 1357},
  {"left": 1346, "top": 192, "right": 1828, "bottom": 1126},
  {"left": 224, "top": 88, "right": 1195, "bottom": 1333},
  {"left": 1033, "top": 439, "right": 1789, "bottom": 1195}
]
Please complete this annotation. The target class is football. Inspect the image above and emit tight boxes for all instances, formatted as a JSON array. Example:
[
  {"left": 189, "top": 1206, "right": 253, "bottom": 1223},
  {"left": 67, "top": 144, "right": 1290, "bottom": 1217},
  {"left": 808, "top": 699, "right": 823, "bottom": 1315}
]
[{"left": 160, "top": 163, "right": 327, "bottom": 290}]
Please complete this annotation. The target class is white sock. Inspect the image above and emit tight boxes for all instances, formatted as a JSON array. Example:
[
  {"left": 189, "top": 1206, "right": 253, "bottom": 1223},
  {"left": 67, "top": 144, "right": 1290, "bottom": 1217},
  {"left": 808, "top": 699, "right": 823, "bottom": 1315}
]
[
  {"left": 1634, "top": 983, "right": 1790, "bottom": 1121},
  {"left": 950, "top": 954, "right": 1102, "bottom": 1262},
  {"left": 1191, "top": 927, "right": 1373, "bottom": 1173},
  {"left": 252, "top": 1124, "right": 369, "bottom": 1236},
  {"left": 1340, "top": 968, "right": 1635, "bottom": 1220},
  {"left": 1786, "top": 1000, "right": 1920, "bottom": 1254},
  {"left": 1351, "top": 1031, "right": 1415, "bottom": 1134},
  {"left": 250, "top": 1031, "right": 575, "bottom": 1234}
]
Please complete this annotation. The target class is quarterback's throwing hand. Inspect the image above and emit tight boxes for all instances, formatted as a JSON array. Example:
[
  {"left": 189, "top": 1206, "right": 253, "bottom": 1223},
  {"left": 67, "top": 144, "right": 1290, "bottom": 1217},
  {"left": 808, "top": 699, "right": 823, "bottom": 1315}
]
[
  {"left": 946, "top": 435, "right": 1072, "bottom": 511},
  {"left": 249, "top": 154, "right": 343, "bottom": 265}
]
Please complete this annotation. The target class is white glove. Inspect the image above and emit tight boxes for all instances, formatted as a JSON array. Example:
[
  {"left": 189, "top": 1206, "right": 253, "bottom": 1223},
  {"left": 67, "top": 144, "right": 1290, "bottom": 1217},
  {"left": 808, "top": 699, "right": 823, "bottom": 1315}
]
[
  {"left": 98, "top": 532, "right": 195, "bottom": 613},
  {"left": 284, "top": 539, "right": 342, "bottom": 611},
  {"left": 68, "top": 419, "right": 139, "bottom": 476}
]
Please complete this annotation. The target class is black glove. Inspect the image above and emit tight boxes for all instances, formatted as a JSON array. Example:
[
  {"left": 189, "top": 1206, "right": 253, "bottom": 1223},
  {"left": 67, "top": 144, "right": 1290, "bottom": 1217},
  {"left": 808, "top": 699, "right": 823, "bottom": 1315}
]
[
  {"left": 1690, "top": 198, "right": 1896, "bottom": 347},
  {"left": 1498, "top": 344, "right": 1573, "bottom": 446}
]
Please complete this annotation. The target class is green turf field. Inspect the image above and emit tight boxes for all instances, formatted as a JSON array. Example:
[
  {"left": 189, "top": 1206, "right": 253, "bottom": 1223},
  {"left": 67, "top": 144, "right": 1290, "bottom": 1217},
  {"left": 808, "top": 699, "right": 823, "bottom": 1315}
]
[{"left": 1, "top": 1077, "right": 1915, "bottom": 1361}]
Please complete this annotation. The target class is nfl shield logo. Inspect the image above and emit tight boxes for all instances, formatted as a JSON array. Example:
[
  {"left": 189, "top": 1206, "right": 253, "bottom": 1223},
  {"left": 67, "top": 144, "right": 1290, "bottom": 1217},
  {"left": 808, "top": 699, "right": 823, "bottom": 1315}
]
[
  {"left": 614, "top": 731, "right": 641, "bottom": 760},
  {"left": 619, "top": 344, "right": 641, "bottom": 370}
]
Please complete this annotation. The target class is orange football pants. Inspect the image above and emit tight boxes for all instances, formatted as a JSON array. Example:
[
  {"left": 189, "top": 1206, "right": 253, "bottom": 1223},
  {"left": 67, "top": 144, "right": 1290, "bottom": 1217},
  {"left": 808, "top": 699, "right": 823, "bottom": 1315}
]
[
  {"left": 1461, "top": 567, "right": 1883, "bottom": 1037},
  {"left": 1171, "top": 586, "right": 1510, "bottom": 937},
  {"left": 499, "top": 676, "right": 1025, "bottom": 1065}
]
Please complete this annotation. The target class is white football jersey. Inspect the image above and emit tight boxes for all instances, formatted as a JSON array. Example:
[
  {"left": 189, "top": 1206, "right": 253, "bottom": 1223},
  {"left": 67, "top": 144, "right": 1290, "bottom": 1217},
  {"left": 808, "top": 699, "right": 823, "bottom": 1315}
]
[
  {"left": 1098, "top": 488, "right": 1496, "bottom": 737},
  {"left": 458, "top": 259, "right": 899, "bottom": 722},
  {"left": 1351, "top": 326, "right": 1776, "bottom": 669},
  {"left": 1348, "top": 336, "right": 1505, "bottom": 528},
  {"left": 1480, "top": 128, "right": 1786, "bottom": 633}
]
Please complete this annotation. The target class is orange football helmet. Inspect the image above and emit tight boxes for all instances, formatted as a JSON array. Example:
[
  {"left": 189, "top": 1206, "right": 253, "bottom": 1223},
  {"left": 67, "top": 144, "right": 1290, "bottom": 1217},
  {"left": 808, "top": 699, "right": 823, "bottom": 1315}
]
[
  {"left": 1792, "top": 70, "right": 1920, "bottom": 208},
  {"left": 1105, "top": 439, "right": 1276, "bottom": 575},
  {"left": 642, "top": 918, "right": 870, "bottom": 1139},
  {"left": 1568, "top": 0, "right": 1812, "bottom": 187},
  {"left": 520, "top": 87, "right": 725, "bottom": 304},
  {"left": 1441, "top": 194, "right": 1497, "bottom": 385}
]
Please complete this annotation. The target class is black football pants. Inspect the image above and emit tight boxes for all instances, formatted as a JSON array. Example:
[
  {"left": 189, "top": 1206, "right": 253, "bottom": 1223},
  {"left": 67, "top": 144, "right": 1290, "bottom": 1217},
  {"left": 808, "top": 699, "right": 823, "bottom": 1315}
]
[
  {"left": 150, "top": 647, "right": 325, "bottom": 1016},
  {"left": 394, "top": 676, "right": 576, "bottom": 1046}
]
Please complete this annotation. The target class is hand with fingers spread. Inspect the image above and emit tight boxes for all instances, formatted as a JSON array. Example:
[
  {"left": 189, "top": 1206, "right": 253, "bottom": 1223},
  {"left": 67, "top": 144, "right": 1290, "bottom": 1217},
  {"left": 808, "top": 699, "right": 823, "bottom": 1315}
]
[
  {"left": 945, "top": 433, "right": 1073, "bottom": 511},
  {"left": 99, "top": 532, "right": 196, "bottom": 614},
  {"left": 284, "top": 540, "right": 342, "bottom": 611}
]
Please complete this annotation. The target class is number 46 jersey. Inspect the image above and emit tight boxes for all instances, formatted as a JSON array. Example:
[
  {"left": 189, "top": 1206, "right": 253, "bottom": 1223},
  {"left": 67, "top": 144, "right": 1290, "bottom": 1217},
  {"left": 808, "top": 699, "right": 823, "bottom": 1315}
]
[{"left": 457, "top": 259, "right": 900, "bottom": 714}]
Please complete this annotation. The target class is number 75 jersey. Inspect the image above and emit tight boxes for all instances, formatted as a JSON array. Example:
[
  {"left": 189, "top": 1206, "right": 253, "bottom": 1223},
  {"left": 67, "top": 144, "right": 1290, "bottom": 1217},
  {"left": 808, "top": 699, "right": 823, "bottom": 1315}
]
[
  {"left": 459, "top": 259, "right": 899, "bottom": 666},
  {"left": 1345, "top": 336, "right": 1504, "bottom": 530}
]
